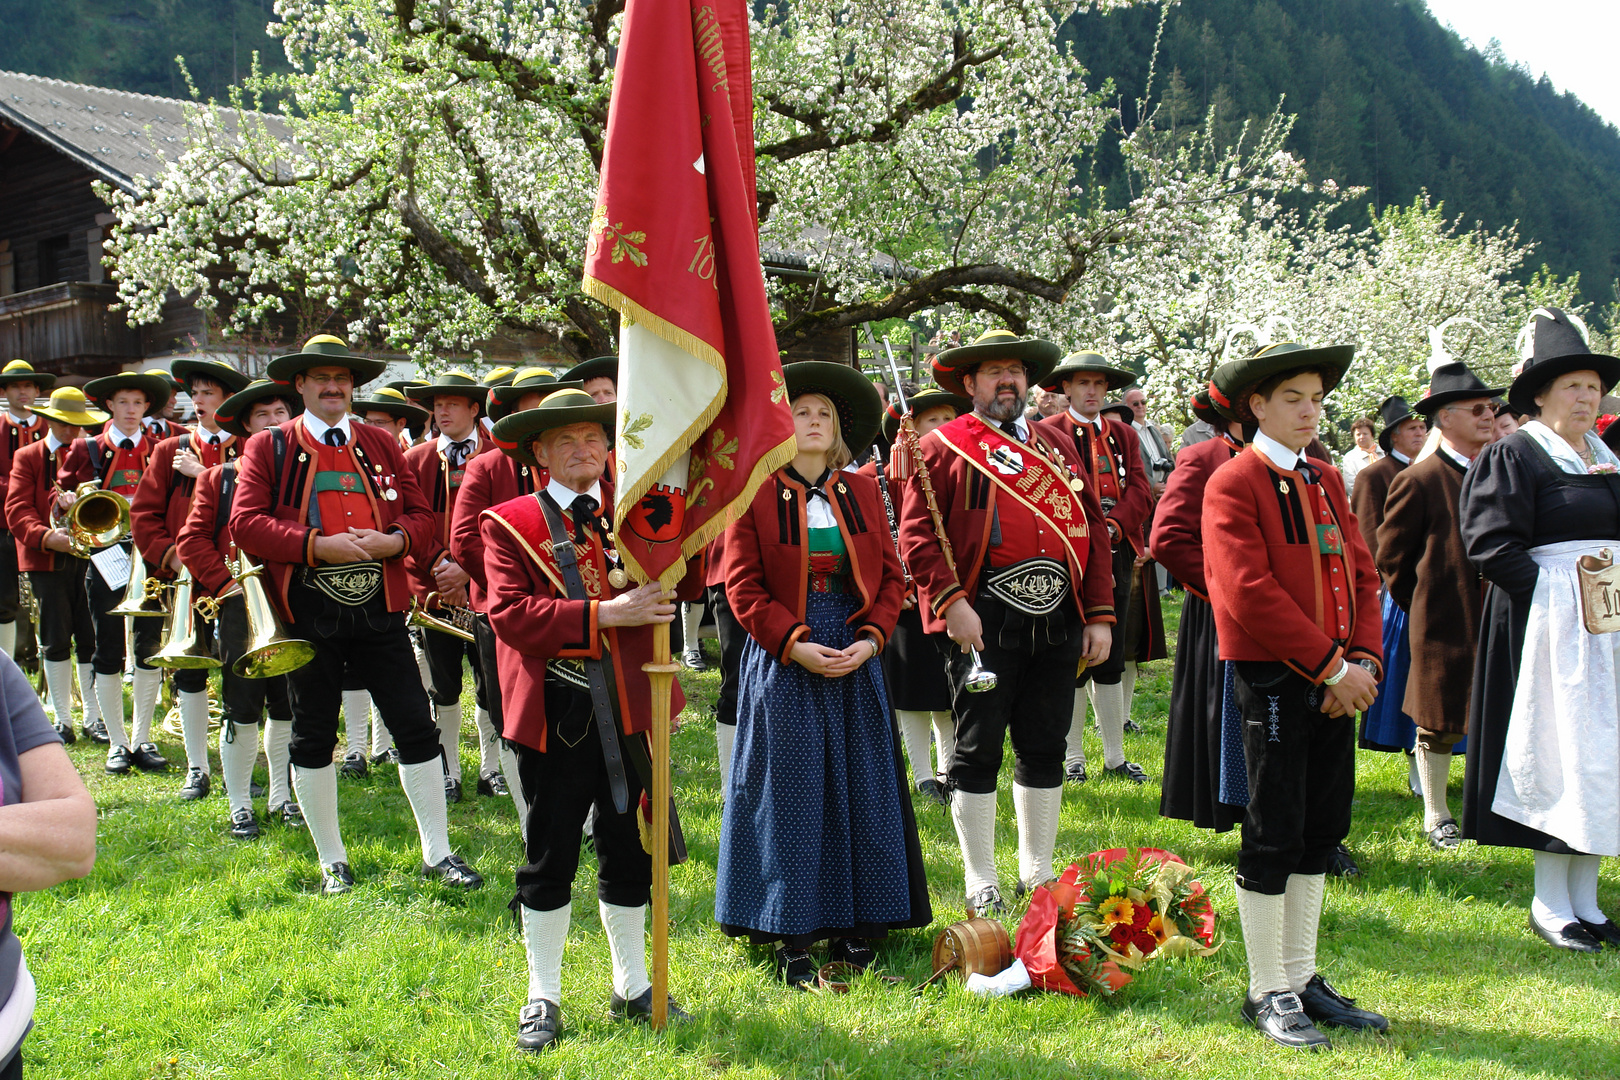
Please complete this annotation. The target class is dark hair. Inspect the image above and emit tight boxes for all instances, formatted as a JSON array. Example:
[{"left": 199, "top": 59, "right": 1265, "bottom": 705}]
[
  {"left": 1350, "top": 416, "right": 1375, "bottom": 435},
  {"left": 1250, "top": 367, "right": 1329, "bottom": 404}
]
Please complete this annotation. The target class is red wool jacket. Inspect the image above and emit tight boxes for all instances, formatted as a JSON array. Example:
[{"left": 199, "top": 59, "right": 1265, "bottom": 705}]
[
  {"left": 723, "top": 468, "right": 905, "bottom": 664},
  {"left": 1203, "top": 445, "right": 1382, "bottom": 683},
  {"left": 1035, "top": 412, "right": 1151, "bottom": 552},
  {"left": 57, "top": 429, "right": 156, "bottom": 497},
  {"left": 229, "top": 419, "right": 433, "bottom": 621},
  {"left": 0, "top": 414, "right": 46, "bottom": 529},
  {"left": 402, "top": 428, "right": 496, "bottom": 599},
  {"left": 176, "top": 463, "right": 242, "bottom": 598},
  {"left": 131, "top": 430, "right": 239, "bottom": 578},
  {"left": 1148, "top": 435, "right": 1242, "bottom": 600},
  {"left": 5, "top": 437, "right": 71, "bottom": 573},
  {"left": 448, "top": 448, "right": 542, "bottom": 610}
]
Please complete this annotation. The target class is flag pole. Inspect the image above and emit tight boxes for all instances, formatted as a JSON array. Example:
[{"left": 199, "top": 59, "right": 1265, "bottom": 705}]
[{"left": 643, "top": 618, "right": 679, "bottom": 1030}]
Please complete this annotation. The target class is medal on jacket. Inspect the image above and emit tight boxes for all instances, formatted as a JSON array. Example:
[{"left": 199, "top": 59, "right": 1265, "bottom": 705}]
[{"left": 608, "top": 568, "right": 629, "bottom": 589}]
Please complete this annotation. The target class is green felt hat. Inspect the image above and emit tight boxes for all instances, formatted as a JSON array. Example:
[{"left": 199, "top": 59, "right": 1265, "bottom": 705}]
[
  {"left": 933, "top": 330, "right": 1062, "bottom": 397},
  {"left": 0, "top": 359, "right": 56, "bottom": 392},
  {"left": 567, "top": 355, "right": 619, "bottom": 387},
  {"left": 406, "top": 369, "right": 488, "bottom": 407},
  {"left": 484, "top": 365, "right": 517, "bottom": 388},
  {"left": 782, "top": 361, "right": 884, "bottom": 456},
  {"left": 1039, "top": 352, "right": 1137, "bottom": 394},
  {"left": 1208, "top": 341, "right": 1354, "bottom": 424},
  {"left": 266, "top": 335, "right": 389, "bottom": 385},
  {"left": 30, "top": 385, "right": 106, "bottom": 428},
  {"left": 1191, "top": 387, "right": 1228, "bottom": 426},
  {"left": 881, "top": 387, "right": 970, "bottom": 442},
  {"left": 492, "top": 387, "right": 616, "bottom": 468},
  {"left": 213, "top": 380, "right": 304, "bottom": 439},
  {"left": 486, "top": 368, "right": 584, "bottom": 423},
  {"left": 354, "top": 386, "right": 429, "bottom": 425},
  {"left": 170, "top": 358, "right": 253, "bottom": 396},
  {"left": 84, "top": 370, "right": 173, "bottom": 417}
]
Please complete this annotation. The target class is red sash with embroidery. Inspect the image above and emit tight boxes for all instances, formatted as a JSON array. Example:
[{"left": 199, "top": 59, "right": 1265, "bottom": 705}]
[{"left": 933, "top": 415, "right": 1091, "bottom": 572}]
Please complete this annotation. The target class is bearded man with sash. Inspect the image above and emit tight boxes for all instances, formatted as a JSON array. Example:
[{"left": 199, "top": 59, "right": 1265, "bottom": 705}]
[
  {"left": 481, "top": 388, "right": 690, "bottom": 1050},
  {"left": 1036, "top": 353, "right": 1162, "bottom": 785},
  {"left": 900, "top": 330, "right": 1115, "bottom": 916},
  {"left": 230, "top": 335, "right": 482, "bottom": 896}
]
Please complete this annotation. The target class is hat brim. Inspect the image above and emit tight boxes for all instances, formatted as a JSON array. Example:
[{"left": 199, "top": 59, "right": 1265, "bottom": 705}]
[
  {"left": 1210, "top": 344, "right": 1354, "bottom": 423},
  {"left": 214, "top": 384, "right": 305, "bottom": 439},
  {"left": 1039, "top": 360, "right": 1137, "bottom": 394},
  {"left": 171, "top": 359, "right": 253, "bottom": 395},
  {"left": 356, "top": 399, "right": 429, "bottom": 424},
  {"left": 0, "top": 371, "right": 57, "bottom": 392},
  {"left": 568, "top": 356, "right": 619, "bottom": 386},
  {"left": 266, "top": 352, "right": 390, "bottom": 385},
  {"left": 881, "top": 389, "right": 970, "bottom": 441},
  {"left": 1413, "top": 386, "right": 1507, "bottom": 417},
  {"left": 31, "top": 403, "right": 107, "bottom": 427},
  {"left": 487, "top": 380, "right": 583, "bottom": 423},
  {"left": 492, "top": 400, "right": 617, "bottom": 468},
  {"left": 1377, "top": 412, "right": 1424, "bottom": 454},
  {"left": 406, "top": 382, "right": 489, "bottom": 405},
  {"left": 1507, "top": 353, "right": 1620, "bottom": 415},
  {"left": 783, "top": 361, "right": 883, "bottom": 456},
  {"left": 1100, "top": 404, "right": 1135, "bottom": 424},
  {"left": 933, "top": 338, "right": 1062, "bottom": 397},
  {"left": 83, "top": 373, "right": 174, "bottom": 417}
]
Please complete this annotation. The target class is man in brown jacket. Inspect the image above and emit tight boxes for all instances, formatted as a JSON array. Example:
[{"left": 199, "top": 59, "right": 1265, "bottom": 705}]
[{"left": 1376, "top": 363, "right": 1501, "bottom": 849}]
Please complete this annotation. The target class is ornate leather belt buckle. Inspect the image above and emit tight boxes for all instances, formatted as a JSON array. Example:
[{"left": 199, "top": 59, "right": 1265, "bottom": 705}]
[
  {"left": 546, "top": 658, "right": 591, "bottom": 694},
  {"left": 1100, "top": 496, "right": 1118, "bottom": 513},
  {"left": 983, "top": 557, "right": 1069, "bottom": 617},
  {"left": 307, "top": 561, "right": 383, "bottom": 607}
]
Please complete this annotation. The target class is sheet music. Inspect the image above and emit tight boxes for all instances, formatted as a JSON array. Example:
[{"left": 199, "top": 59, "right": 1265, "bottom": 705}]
[{"left": 89, "top": 545, "right": 131, "bottom": 591}]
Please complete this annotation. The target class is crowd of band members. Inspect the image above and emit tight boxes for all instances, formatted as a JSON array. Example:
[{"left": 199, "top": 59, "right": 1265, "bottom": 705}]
[{"left": 3, "top": 305, "right": 1616, "bottom": 1055}]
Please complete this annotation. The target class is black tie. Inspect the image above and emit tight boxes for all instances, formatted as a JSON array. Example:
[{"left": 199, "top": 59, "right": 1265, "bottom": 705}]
[
  {"left": 325, "top": 428, "right": 346, "bottom": 447},
  {"left": 570, "top": 494, "right": 599, "bottom": 547},
  {"left": 1297, "top": 457, "right": 1320, "bottom": 485},
  {"left": 999, "top": 421, "right": 1020, "bottom": 442},
  {"left": 118, "top": 438, "right": 134, "bottom": 451},
  {"left": 448, "top": 439, "right": 473, "bottom": 468},
  {"left": 206, "top": 434, "right": 220, "bottom": 447}
]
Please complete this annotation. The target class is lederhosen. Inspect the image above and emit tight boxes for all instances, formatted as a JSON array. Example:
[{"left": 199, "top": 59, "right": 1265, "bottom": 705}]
[
  {"left": 81, "top": 434, "right": 162, "bottom": 676},
  {"left": 270, "top": 427, "right": 440, "bottom": 770},
  {"left": 417, "top": 442, "right": 486, "bottom": 713},
  {"left": 0, "top": 415, "right": 44, "bottom": 626}
]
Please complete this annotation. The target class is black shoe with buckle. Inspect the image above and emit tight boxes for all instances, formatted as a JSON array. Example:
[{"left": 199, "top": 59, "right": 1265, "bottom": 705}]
[
  {"left": 775, "top": 947, "right": 816, "bottom": 991},
  {"left": 1241, "top": 990, "right": 1331, "bottom": 1050},
  {"left": 423, "top": 853, "right": 483, "bottom": 889},
  {"left": 1297, "top": 974, "right": 1388, "bottom": 1031},
  {"left": 54, "top": 720, "right": 76, "bottom": 745},
  {"left": 1327, "top": 843, "right": 1361, "bottom": 879},
  {"left": 444, "top": 777, "right": 463, "bottom": 804},
  {"left": 1103, "top": 761, "right": 1149, "bottom": 784},
  {"left": 1578, "top": 917, "right": 1620, "bottom": 949},
  {"left": 1427, "top": 819, "right": 1462, "bottom": 850},
  {"left": 130, "top": 742, "right": 170, "bottom": 773},
  {"left": 828, "top": 937, "right": 876, "bottom": 972},
  {"left": 85, "top": 718, "right": 110, "bottom": 744},
  {"left": 105, "top": 744, "right": 133, "bottom": 774},
  {"left": 516, "top": 999, "right": 561, "bottom": 1052},
  {"left": 1123, "top": 718, "right": 1142, "bottom": 734},
  {"left": 915, "top": 778, "right": 947, "bottom": 805},
  {"left": 229, "top": 808, "right": 260, "bottom": 840},
  {"left": 320, "top": 861, "right": 355, "bottom": 896},
  {"left": 477, "top": 771, "right": 510, "bottom": 797},
  {"left": 682, "top": 648, "right": 708, "bottom": 672},
  {"left": 966, "top": 884, "right": 1006, "bottom": 917},
  {"left": 271, "top": 801, "right": 304, "bottom": 829},
  {"left": 1064, "top": 763, "right": 1087, "bottom": 785},
  {"left": 179, "top": 767, "right": 211, "bottom": 800},
  {"left": 339, "top": 750, "right": 368, "bottom": 779},
  {"left": 1529, "top": 912, "right": 1602, "bottom": 953},
  {"left": 610, "top": 987, "right": 691, "bottom": 1023}
]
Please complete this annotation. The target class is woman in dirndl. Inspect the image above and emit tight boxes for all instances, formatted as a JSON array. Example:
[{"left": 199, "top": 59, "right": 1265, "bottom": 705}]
[
  {"left": 715, "top": 362, "right": 931, "bottom": 988},
  {"left": 1460, "top": 307, "right": 1620, "bottom": 953}
]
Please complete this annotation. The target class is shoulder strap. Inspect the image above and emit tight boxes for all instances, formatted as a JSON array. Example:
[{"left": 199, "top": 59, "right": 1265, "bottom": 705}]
[
  {"left": 270, "top": 427, "right": 288, "bottom": 509},
  {"left": 213, "top": 462, "right": 239, "bottom": 544},
  {"left": 80, "top": 436, "right": 105, "bottom": 484}
]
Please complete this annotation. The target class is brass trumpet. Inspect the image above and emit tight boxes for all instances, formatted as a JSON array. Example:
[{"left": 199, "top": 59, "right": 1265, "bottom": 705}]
[
  {"left": 231, "top": 554, "right": 316, "bottom": 679},
  {"left": 151, "top": 568, "right": 222, "bottom": 670},
  {"left": 407, "top": 591, "right": 477, "bottom": 644},
  {"left": 61, "top": 482, "right": 131, "bottom": 558},
  {"left": 110, "top": 551, "right": 170, "bottom": 618}
]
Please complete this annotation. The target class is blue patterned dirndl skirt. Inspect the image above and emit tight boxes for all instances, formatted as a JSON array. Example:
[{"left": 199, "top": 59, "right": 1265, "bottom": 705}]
[{"left": 1359, "top": 592, "right": 1416, "bottom": 753}]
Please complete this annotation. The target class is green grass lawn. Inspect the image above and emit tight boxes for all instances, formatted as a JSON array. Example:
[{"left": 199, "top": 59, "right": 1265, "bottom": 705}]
[{"left": 19, "top": 604, "right": 1620, "bottom": 1079}]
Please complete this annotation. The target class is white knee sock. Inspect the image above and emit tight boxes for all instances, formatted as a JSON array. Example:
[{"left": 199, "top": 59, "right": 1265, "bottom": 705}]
[
  {"left": 1121, "top": 660, "right": 1138, "bottom": 719},
  {"left": 435, "top": 703, "right": 462, "bottom": 782},
  {"left": 1063, "top": 695, "right": 1088, "bottom": 771},
  {"left": 43, "top": 658, "right": 74, "bottom": 729},
  {"left": 341, "top": 690, "right": 370, "bottom": 757},
  {"left": 179, "top": 690, "right": 211, "bottom": 773},
  {"left": 1236, "top": 887, "right": 1289, "bottom": 998},
  {"left": 130, "top": 667, "right": 163, "bottom": 746},
  {"left": 681, "top": 603, "right": 703, "bottom": 652},
  {"left": 716, "top": 722, "right": 736, "bottom": 794},
  {"left": 1012, "top": 783, "right": 1062, "bottom": 887},
  {"left": 475, "top": 707, "right": 500, "bottom": 776},
  {"left": 368, "top": 696, "right": 392, "bottom": 756},
  {"left": 1417, "top": 747, "right": 1454, "bottom": 831},
  {"left": 292, "top": 763, "right": 348, "bottom": 868},
  {"left": 220, "top": 722, "right": 260, "bottom": 815},
  {"left": 264, "top": 719, "right": 292, "bottom": 809},
  {"left": 1091, "top": 680, "right": 1128, "bottom": 769},
  {"left": 599, "top": 900, "right": 651, "bottom": 1000},
  {"left": 931, "top": 711, "right": 955, "bottom": 776},
  {"left": 77, "top": 663, "right": 100, "bottom": 728},
  {"left": 1568, "top": 854, "right": 1607, "bottom": 924},
  {"left": 951, "top": 789, "right": 999, "bottom": 896},
  {"left": 499, "top": 741, "right": 529, "bottom": 822},
  {"left": 523, "top": 903, "right": 570, "bottom": 1004},
  {"left": 0, "top": 621, "right": 15, "bottom": 657},
  {"left": 1532, "top": 850, "right": 1577, "bottom": 929},
  {"left": 399, "top": 758, "right": 453, "bottom": 866},
  {"left": 95, "top": 668, "right": 128, "bottom": 748},
  {"left": 1281, "top": 873, "right": 1326, "bottom": 992},
  {"left": 896, "top": 709, "right": 936, "bottom": 786}
]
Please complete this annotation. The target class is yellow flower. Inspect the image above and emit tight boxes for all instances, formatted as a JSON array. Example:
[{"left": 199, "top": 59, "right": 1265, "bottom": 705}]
[
  {"left": 1148, "top": 914, "right": 1170, "bottom": 945},
  {"left": 1099, "top": 894, "right": 1135, "bottom": 926}
]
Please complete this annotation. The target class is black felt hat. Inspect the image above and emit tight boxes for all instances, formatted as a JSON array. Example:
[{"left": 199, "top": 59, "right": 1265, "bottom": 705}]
[
  {"left": 170, "top": 358, "right": 252, "bottom": 396},
  {"left": 84, "top": 371, "right": 173, "bottom": 417},
  {"left": 213, "top": 380, "right": 304, "bottom": 440},
  {"left": 354, "top": 386, "right": 429, "bottom": 425},
  {"left": 1100, "top": 401, "right": 1135, "bottom": 425},
  {"left": 1375, "top": 395, "right": 1424, "bottom": 453},
  {"left": 486, "top": 368, "right": 583, "bottom": 423},
  {"left": 783, "top": 361, "right": 883, "bottom": 456},
  {"left": 0, "top": 359, "right": 56, "bottom": 392},
  {"left": 1192, "top": 387, "right": 1228, "bottom": 426},
  {"left": 880, "top": 387, "right": 970, "bottom": 442},
  {"left": 266, "top": 335, "right": 389, "bottom": 385},
  {"left": 1039, "top": 352, "right": 1137, "bottom": 394},
  {"left": 567, "top": 355, "right": 619, "bottom": 387},
  {"left": 1209, "top": 342, "right": 1354, "bottom": 424},
  {"left": 1414, "top": 363, "right": 1506, "bottom": 417},
  {"left": 492, "top": 387, "right": 616, "bottom": 468},
  {"left": 932, "top": 330, "right": 1062, "bottom": 397},
  {"left": 405, "top": 370, "right": 488, "bottom": 407},
  {"left": 1507, "top": 307, "right": 1620, "bottom": 415}
]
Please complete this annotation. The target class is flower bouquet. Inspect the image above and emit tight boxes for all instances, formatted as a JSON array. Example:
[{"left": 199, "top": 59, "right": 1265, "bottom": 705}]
[{"left": 1012, "top": 847, "right": 1218, "bottom": 997}]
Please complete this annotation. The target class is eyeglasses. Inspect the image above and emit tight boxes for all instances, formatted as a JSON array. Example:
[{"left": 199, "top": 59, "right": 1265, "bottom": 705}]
[{"left": 1444, "top": 403, "right": 1494, "bottom": 418}]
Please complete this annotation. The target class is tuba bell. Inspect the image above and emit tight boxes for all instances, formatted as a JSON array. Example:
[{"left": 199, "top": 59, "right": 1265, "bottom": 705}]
[
  {"left": 63, "top": 482, "right": 130, "bottom": 558},
  {"left": 231, "top": 554, "right": 316, "bottom": 679},
  {"left": 110, "top": 549, "right": 170, "bottom": 617},
  {"left": 407, "top": 591, "right": 477, "bottom": 644},
  {"left": 151, "top": 568, "right": 222, "bottom": 670}
]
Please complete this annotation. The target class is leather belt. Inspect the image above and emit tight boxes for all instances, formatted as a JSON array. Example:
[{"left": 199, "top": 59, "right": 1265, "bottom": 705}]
[
  {"left": 298, "top": 562, "right": 383, "bottom": 606},
  {"left": 982, "top": 557, "right": 1070, "bottom": 617}
]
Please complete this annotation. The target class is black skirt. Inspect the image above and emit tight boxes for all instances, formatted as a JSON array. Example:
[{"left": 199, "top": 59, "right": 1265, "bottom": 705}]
[
  {"left": 882, "top": 607, "right": 954, "bottom": 712},
  {"left": 1158, "top": 593, "right": 1241, "bottom": 833}
]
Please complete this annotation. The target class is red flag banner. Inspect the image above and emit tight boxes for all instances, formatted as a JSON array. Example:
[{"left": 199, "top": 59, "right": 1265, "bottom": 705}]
[{"left": 583, "top": 0, "right": 795, "bottom": 589}]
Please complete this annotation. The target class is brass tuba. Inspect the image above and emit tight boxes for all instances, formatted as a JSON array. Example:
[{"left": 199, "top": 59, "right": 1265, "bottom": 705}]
[
  {"left": 63, "top": 482, "right": 131, "bottom": 558},
  {"left": 231, "top": 554, "right": 316, "bottom": 679},
  {"left": 110, "top": 549, "right": 171, "bottom": 617},
  {"left": 407, "top": 591, "right": 477, "bottom": 643},
  {"left": 151, "top": 568, "right": 222, "bottom": 670}
]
